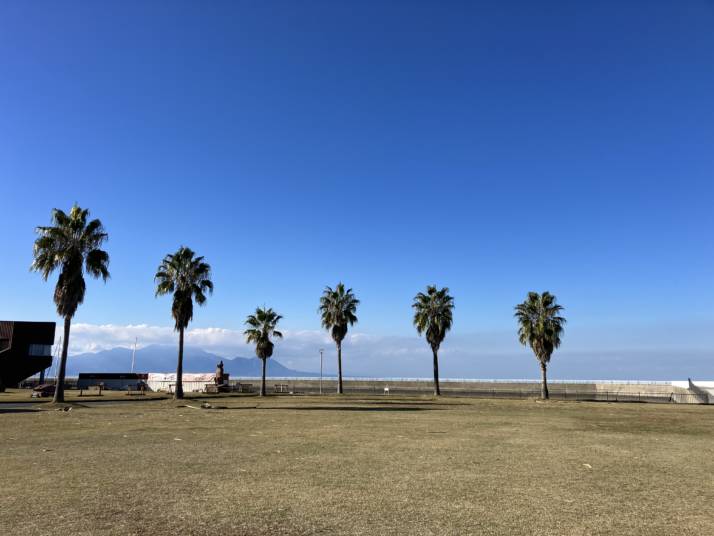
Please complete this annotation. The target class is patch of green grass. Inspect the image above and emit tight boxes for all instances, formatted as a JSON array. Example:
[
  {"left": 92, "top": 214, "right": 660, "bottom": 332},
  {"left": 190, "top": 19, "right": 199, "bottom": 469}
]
[{"left": 1, "top": 395, "right": 713, "bottom": 535}]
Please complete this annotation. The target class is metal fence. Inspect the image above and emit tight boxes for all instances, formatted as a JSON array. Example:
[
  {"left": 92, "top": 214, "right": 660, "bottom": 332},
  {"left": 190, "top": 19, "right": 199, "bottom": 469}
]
[
  {"left": 16, "top": 377, "right": 714, "bottom": 405},
  {"left": 263, "top": 383, "right": 713, "bottom": 404}
]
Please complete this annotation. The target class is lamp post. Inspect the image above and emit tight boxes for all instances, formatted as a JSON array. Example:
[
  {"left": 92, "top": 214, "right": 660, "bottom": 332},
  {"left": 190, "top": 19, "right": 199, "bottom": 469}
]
[
  {"left": 319, "top": 348, "right": 324, "bottom": 395},
  {"left": 130, "top": 337, "right": 137, "bottom": 373}
]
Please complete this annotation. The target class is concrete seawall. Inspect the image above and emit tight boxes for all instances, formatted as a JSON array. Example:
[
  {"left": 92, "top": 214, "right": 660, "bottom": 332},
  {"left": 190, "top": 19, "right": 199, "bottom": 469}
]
[
  {"left": 225, "top": 377, "right": 710, "bottom": 403},
  {"left": 31, "top": 376, "right": 712, "bottom": 404}
]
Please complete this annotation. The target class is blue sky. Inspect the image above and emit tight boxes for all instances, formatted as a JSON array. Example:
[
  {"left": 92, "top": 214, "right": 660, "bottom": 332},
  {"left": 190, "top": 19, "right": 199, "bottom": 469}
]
[{"left": 1, "top": 1, "right": 713, "bottom": 378}]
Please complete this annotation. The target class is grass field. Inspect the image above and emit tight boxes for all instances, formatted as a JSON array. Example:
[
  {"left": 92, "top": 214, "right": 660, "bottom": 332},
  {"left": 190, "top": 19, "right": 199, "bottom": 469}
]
[{"left": 1, "top": 393, "right": 713, "bottom": 535}]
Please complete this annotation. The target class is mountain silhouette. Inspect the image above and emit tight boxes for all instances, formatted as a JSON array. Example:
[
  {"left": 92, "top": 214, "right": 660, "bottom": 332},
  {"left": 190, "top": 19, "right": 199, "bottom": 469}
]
[{"left": 65, "top": 344, "right": 318, "bottom": 377}]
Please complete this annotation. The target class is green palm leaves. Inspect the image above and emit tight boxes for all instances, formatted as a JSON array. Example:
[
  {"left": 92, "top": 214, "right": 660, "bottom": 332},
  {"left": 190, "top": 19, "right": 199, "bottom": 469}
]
[
  {"left": 244, "top": 307, "right": 283, "bottom": 396},
  {"left": 244, "top": 307, "right": 284, "bottom": 358},
  {"left": 32, "top": 205, "right": 110, "bottom": 318},
  {"left": 155, "top": 246, "right": 213, "bottom": 399},
  {"left": 413, "top": 285, "right": 454, "bottom": 396},
  {"left": 155, "top": 247, "right": 213, "bottom": 331},
  {"left": 514, "top": 291, "right": 566, "bottom": 399},
  {"left": 319, "top": 283, "right": 359, "bottom": 343},
  {"left": 319, "top": 283, "right": 359, "bottom": 394},
  {"left": 413, "top": 286, "right": 454, "bottom": 352},
  {"left": 32, "top": 205, "right": 110, "bottom": 403}
]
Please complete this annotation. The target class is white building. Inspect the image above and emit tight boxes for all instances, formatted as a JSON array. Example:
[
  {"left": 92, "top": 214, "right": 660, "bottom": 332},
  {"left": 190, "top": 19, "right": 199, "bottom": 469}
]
[{"left": 146, "top": 372, "right": 217, "bottom": 393}]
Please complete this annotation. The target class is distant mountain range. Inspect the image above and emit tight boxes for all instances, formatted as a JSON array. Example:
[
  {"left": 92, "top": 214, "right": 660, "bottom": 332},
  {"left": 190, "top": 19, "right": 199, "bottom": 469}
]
[{"left": 65, "top": 345, "right": 318, "bottom": 377}]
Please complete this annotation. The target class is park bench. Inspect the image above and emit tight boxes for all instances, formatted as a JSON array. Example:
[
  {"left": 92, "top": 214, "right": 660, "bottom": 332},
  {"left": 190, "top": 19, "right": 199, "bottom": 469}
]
[
  {"left": 204, "top": 383, "right": 231, "bottom": 394},
  {"left": 126, "top": 384, "right": 146, "bottom": 396},
  {"left": 167, "top": 383, "right": 202, "bottom": 393},
  {"left": 273, "top": 384, "right": 289, "bottom": 394},
  {"left": 235, "top": 383, "right": 255, "bottom": 393},
  {"left": 79, "top": 384, "right": 103, "bottom": 397}
]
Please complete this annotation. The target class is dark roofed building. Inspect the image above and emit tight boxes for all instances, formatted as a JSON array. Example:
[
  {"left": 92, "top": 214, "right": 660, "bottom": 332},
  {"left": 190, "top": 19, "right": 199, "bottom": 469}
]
[
  {"left": 77, "top": 372, "right": 148, "bottom": 390},
  {"left": 0, "top": 321, "right": 56, "bottom": 390}
]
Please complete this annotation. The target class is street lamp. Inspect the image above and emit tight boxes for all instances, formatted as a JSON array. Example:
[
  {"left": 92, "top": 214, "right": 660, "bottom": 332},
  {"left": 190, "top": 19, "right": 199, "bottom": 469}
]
[{"left": 319, "top": 348, "right": 324, "bottom": 395}]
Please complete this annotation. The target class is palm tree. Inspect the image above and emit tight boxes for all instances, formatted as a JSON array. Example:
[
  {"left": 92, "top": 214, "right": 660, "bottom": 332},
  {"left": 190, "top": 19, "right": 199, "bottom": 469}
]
[
  {"left": 244, "top": 307, "right": 283, "bottom": 396},
  {"left": 319, "top": 283, "right": 359, "bottom": 394},
  {"left": 413, "top": 285, "right": 454, "bottom": 396},
  {"left": 154, "top": 247, "right": 213, "bottom": 400},
  {"left": 31, "top": 205, "right": 110, "bottom": 403},
  {"left": 514, "top": 291, "right": 566, "bottom": 400}
]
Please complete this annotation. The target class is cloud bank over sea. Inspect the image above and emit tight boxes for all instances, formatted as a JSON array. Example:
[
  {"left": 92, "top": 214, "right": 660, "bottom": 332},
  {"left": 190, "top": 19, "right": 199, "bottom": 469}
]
[{"left": 63, "top": 322, "right": 714, "bottom": 381}]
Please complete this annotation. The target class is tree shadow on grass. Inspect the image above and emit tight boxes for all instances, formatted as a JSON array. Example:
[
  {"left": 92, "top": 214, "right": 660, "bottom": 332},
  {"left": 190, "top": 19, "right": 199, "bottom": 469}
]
[
  {"left": 358, "top": 400, "right": 471, "bottom": 407},
  {"left": 0, "top": 407, "right": 41, "bottom": 414},
  {"left": 69, "top": 397, "right": 167, "bottom": 405},
  {"left": 252, "top": 406, "right": 442, "bottom": 412}
]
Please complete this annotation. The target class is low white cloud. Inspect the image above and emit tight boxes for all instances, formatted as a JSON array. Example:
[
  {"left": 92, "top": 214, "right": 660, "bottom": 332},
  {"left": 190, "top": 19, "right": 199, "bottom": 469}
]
[
  {"left": 70, "top": 323, "right": 174, "bottom": 352},
  {"left": 69, "top": 323, "right": 252, "bottom": 356},
  {"left": 66, "top": 323, "right": 449, "bottom": 375},
  {"left": 68, "top": 323, "right": 426, "bottom": 355}
]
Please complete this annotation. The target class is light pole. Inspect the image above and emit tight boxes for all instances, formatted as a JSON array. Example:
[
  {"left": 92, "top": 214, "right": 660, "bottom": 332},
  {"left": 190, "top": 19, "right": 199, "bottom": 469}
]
[
  {"left": 319, "top": 348, "right": 324, "bottom": 395},
  {"left": 130, "top": 337, "right": 137, "bottom": 373}
]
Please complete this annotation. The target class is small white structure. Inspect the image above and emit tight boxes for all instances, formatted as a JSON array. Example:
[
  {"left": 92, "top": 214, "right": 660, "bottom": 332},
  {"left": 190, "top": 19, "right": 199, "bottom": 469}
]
[
  {"left": 146, "top": 372, "right": 215, "bottom": 393},
  {"left": 671, "top": 379, "right": 714, "bottom": 403},
  {"left": 671, "top": 380, "right": 714, "bottom": 394}
]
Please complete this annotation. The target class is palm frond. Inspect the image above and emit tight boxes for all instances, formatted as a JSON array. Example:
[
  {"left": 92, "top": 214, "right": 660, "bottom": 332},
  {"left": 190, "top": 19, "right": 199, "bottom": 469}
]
[
  {"left": 31, "top": 205, "right": 110, "bottom": 319},
  {"left": 244, "top": 306, "right": 283, "bottom": 360},
  {"left": 154, "top": 246, "right": 213, "bottom": 330},
  {"left": 514, "top": 291, "right": 566, "bottom": 364},
  {"left": 318, "top": 282, "right": 359, "bottom": 344},
  {"left": 412, "top": 285, "right": 454, "bottom": 351}
]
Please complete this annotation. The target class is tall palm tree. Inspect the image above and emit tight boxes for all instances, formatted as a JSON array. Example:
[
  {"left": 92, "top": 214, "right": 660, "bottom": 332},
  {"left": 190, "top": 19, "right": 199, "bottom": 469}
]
[
  {"left": 319, "top": 283, "right": 359, "bottom": 394},
  {"left": 154, "top": 247, "right": 213, "bottom": 400},
  {"left": 413, "top": 285, "right": 454, "bottom": 396},
  {"left": 31, "top": 205, "right": 110, "bottom": 403},
  {"left": 514, "top": 291, "right": 566, "bottom": 400},
  {"left": 244, "top": 307, "right": 283, "bottom": 396}
]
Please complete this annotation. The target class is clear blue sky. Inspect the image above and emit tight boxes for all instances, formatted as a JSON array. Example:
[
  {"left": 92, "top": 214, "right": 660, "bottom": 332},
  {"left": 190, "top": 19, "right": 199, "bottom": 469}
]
[{"left": 1, "top": 1, "right": 712, "bottom": 377}]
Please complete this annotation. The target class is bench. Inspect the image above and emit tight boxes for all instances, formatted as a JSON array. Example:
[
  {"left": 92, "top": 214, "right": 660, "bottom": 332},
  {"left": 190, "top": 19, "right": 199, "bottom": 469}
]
[
  {"left": 235, "top": 383, "right": 255, "bottom": 393},
  {"left": 79, "top": 384, "right": 103, "bottom": 397},
  {"left": 204, "top": 383, "right": 231, "bottom": 394},
  {"left": 126, "top": 384, "right": 146, "bottom": 396},
  {"left": 274, "top": 384, "right": 289, "bottom": 394}
]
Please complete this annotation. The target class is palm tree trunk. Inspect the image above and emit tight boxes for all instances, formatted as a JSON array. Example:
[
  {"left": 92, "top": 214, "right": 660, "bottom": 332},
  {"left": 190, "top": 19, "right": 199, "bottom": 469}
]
[
  {"left": 260, "top": 358, "right": 267, "bottom": 396},
  {"left": 540, "top": 361, "right": 549, "bottom": 400},
  {"left": 175, "top": 327, "right": 184, "bottom": 400},
  {"left": 337, "top": 341, "right": 343, "bottom": 394},
  {"left": 432, "top": 347, "right": 441, "bottom": 396},
  {"left": 52, "top": 316, "right": 71, "bottom": 404}
]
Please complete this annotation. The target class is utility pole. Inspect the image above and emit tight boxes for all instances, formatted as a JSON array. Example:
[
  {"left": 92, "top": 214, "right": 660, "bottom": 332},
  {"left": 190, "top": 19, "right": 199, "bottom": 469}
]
[
  {"left": 319, "top": 348, "right": 324, "bottom": 395},
  {"left": 131, "top": 337, "right": 137, "bottom": 373}
]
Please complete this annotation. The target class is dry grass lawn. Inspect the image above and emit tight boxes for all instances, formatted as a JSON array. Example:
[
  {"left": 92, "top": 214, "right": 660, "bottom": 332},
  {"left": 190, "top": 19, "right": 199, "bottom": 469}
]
[{"left": 1, "top": 393, "right": 713, "bottom": 535}]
